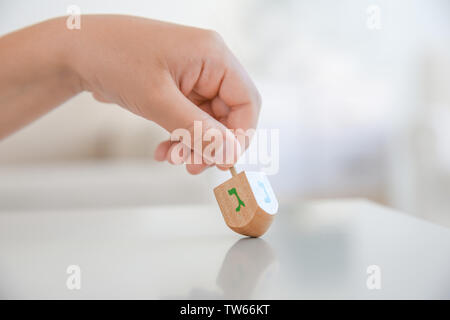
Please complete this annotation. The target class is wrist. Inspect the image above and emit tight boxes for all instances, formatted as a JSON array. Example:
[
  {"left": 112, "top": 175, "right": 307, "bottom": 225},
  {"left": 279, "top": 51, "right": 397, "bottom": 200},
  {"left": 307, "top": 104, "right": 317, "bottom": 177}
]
[{"left": 43, "top": 17, "right": 84, "bottom": 96}]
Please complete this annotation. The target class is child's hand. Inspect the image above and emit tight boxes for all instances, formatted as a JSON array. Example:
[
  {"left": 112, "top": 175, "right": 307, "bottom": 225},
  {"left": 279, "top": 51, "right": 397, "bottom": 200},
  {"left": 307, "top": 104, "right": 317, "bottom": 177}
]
[{"left": 68, "top": 15, "right": 261, "bottom": 174}]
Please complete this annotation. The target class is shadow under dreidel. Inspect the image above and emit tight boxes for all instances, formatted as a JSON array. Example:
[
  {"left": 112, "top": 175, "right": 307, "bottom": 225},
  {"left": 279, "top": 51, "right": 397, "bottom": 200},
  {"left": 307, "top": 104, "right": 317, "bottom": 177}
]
[{"left": 216, "top": 237, "right": 277, "bottom": 299}]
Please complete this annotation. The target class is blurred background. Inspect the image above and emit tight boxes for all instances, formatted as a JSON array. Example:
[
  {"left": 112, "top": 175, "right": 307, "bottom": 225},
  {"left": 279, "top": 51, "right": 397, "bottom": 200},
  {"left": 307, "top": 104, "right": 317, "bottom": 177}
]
[{"left": 0, "top": 0, "right": 449, "bottom": 227}]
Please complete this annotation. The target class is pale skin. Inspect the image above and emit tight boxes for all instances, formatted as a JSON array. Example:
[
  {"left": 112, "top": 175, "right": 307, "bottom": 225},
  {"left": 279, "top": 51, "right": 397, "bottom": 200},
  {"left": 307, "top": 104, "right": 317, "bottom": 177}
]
[{"left": 0, "top": 15, "right": 261, "bottom": 174}]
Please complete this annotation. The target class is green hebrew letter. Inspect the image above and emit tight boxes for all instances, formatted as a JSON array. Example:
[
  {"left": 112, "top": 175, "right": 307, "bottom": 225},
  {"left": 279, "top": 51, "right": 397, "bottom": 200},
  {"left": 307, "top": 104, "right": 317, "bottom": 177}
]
[{"left": 228, "top": 187, "right": 246, "bottom": 212}]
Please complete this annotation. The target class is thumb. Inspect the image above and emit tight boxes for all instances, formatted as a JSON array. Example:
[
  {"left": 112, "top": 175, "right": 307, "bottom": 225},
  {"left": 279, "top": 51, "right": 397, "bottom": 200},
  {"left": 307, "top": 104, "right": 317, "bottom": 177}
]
[{"left": 152, "top": 85, "right": 242, "bottom": 168}]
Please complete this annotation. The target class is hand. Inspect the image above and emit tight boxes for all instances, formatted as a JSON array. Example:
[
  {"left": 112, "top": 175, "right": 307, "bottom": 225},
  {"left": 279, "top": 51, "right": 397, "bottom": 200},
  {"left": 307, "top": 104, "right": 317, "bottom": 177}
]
[{"left": 68, "top": 15, "right": 261, "bottom": 174}]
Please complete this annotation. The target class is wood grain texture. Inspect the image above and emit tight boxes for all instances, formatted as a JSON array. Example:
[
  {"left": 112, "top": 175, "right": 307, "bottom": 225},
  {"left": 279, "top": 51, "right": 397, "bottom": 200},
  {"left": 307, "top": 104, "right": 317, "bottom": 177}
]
[{"left": 214, "top": 172, "right": 274, "bottom": 237}]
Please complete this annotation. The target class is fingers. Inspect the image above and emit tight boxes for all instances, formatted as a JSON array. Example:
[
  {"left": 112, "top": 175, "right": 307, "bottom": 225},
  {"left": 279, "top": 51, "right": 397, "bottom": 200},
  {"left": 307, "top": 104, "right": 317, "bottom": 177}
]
[
  {"left": 151, "top": 52, "right": 261, "bottom": 175},
  {"left": 154, "top": 140, "right": 172, "bottom": 162},
  {"left": 185, "top": 151, "right": 211, "bottom": 175},
  {"left": 154, "top": 140, "right": 215, "bottom": 175},
  {"left": 152, "top": 84, "right": 242, "bottom": 171},
  {"left": 210, "top": 58, "right": 261, "bottom": 152},
  {"left": 166, "top": 141, "right": 190, "bottom": 165},
  {"left": 210, "top": 97, "right": 231, "bottom": 120},
  {"left": 217, "top": 59, "right": 261, "bottom": 132},
  {"left": 154, "top": 136, "right": 239, "bottom": 174}
]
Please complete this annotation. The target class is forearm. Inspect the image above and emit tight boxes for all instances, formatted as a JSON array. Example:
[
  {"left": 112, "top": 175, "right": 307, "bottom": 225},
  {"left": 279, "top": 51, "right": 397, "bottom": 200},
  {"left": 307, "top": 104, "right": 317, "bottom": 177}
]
[{"left": 0, "top": 17, "right": 81, "bottom": 139}]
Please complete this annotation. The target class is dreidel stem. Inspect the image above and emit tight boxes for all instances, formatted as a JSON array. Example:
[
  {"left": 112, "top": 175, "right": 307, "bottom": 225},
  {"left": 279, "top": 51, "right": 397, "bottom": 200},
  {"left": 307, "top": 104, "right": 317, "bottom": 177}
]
[{"left": 230, "top": 166, "right": 237, "bottom": 177}]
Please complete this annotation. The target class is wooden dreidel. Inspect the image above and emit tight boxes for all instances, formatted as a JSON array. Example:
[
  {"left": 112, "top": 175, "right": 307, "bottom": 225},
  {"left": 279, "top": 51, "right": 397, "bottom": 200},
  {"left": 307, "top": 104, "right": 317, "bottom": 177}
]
[{"left": 214, "top": 167, "right": 278, "bottom": 237}]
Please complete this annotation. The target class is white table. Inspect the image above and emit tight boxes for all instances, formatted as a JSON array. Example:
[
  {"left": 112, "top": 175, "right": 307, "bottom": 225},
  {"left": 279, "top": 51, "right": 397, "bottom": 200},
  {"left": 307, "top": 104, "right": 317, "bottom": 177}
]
[{"left": 0, "top": 199, "right": 449, "bottom": 299}]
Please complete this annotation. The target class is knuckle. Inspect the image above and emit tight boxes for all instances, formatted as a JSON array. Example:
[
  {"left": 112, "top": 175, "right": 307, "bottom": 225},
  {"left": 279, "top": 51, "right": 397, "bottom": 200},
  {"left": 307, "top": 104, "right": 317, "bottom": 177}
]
[
  {"left": 199, "top": 29, "right": 226, "bottom": 54},
  {"left": 203, "top": 29, "right": 224, "bottom": 44}
]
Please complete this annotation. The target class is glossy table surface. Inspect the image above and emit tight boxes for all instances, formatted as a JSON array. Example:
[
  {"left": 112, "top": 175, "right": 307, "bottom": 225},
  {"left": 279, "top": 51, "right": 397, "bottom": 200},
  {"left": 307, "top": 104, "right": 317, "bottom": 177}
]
[{"left": 0, "top": 199, "right": 449, "bottom": 299}]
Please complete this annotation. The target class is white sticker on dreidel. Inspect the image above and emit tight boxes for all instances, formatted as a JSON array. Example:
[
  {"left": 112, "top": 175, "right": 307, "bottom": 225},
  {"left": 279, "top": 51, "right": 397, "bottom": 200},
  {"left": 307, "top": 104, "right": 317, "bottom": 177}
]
[{"left": 246, "top": 171, "right": 279, "bottom": 214}]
